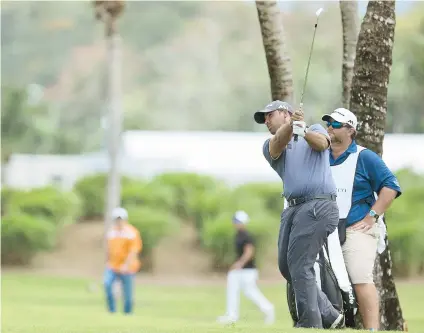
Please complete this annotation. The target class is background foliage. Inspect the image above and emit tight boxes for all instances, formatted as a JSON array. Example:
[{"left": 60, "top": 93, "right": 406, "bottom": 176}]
[
  {"left": 2, "top": 170, "right": 423, "bottom": 276},
  {"left": 1, "top": 1, "right": 423, "bottom": 161}
]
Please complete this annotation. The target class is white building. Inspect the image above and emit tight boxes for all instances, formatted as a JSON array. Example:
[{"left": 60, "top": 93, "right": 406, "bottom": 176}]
[{"left": 4, "top": 131, "right": 424, "bottom": 190}]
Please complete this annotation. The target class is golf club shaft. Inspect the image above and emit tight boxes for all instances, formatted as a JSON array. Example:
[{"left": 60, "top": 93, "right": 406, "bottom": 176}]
[{"left": 294, "top": 18, "right": 320, "bottom": 142}]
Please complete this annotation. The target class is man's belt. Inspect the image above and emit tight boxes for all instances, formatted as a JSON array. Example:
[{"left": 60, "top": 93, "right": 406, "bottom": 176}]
[{"left": 287, "top": 194, "right": 337, "bottom": 207}]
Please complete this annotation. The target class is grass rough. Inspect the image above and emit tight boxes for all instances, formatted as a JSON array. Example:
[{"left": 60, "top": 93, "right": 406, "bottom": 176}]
[{"left": 2, "top": 274, "right": 423, "bottom": 333}]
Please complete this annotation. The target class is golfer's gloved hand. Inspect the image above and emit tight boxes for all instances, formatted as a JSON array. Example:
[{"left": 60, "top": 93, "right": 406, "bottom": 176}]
[
  {"left": 291, "top": 109, "right": 304, "bottom": 122},
  {"left": 292, "top": 121, "right": 308, "bottom": 138}
]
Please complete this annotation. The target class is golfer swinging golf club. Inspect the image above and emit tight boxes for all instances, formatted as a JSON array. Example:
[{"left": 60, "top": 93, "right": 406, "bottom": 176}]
[{"left": 253, "top": 100, "right": 344, "bottom": 329}]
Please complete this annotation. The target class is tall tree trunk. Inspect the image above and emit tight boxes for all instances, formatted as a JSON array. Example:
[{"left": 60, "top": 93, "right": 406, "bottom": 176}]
[
  {"left": 350, "top": 0, "right": 395, "bottom": 155},
  {"left": 93, "top": 1, "right": 124, "bottom": 255},
  {"left": 255, "top": 0, "right": 293, "bottom": 103},
  {"left": 340, "top": 0, "right": 359, "bottom": 108},
  {"left": 104, "top": 18, "right": 123, "bottom": 234},
  {"left": 350, "top": 1, "right": 405, "bottom": 331}
]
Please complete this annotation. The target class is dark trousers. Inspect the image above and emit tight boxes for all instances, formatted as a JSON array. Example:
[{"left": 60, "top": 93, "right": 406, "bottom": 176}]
[{"left": 278, "top": 199, "right": 340, "bottom": 328}]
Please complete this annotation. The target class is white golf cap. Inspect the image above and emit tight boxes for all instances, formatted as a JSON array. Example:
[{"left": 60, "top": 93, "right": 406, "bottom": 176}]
[
  {"left": 322, "top": 108, "right": 358, "bottom": 130},
  {"left": 111, "top": 207, "right": 128, "bottom": 220},
  {"left": 232, "top": 210, "right": 250, "bottom": 224}
]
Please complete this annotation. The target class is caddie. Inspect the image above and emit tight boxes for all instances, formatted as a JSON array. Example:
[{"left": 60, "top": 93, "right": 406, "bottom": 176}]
[
  {"left": 253, "top": 100, "right": 344, "bottom": 329},
  {"left": 322, "top": 108, "right": 402, "bottom": 331}
]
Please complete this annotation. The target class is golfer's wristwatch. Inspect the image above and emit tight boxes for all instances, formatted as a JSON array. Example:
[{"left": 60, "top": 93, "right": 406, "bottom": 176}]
[{"left": 368, "top": 209, "right": 380, "bottom": 222}]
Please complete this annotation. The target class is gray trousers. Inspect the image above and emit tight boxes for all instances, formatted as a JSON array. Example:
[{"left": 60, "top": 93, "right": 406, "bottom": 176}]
[{"left": 278, "top": 198, "right": 340, "bottom": 328}]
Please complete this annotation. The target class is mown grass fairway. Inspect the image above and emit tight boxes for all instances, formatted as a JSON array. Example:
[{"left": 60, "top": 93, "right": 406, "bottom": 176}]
[{"left": 2, "top": 274, "right": 423, "bottom": 333}]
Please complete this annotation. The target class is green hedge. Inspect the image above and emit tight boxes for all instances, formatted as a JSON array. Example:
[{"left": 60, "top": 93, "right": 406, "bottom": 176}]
[
  {"left": 187, "top": 185, "right": 266, "bottom": 233},
  {"left": 233, "top": 182, "right": 284, "bottom": 216},
  {"left": 385, "top": 170, "right": 424, "bottom": 277},
  {"left": 1, "top": 186, "right": 81, "bottom": 265},
  {"left": 121, "top": 180, "right": 177, "bottom": 212},
  {"left": 202, "top": 212, "right": 277, "bottom": 271},
  {"left": 73, "top": 173, "right": 132, "bottom": 219},
  {"left": 1, "top": 213, "right": 57, "bottom": 265},
  {"left": 3, "top": 168, "right": 423, "bottom": 277},
  {"left": 149, "top": 172, "right": 221, "bottom": 220},
  {"left": 1, "top": 186, "right": 81, "bottom": 226},
  {"left": 125, "top": 206, "right": 179, "bottom": 271}
]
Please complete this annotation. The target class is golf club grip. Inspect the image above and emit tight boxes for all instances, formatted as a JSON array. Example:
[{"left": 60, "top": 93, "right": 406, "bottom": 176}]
[{"left": 293, "top": 103, "right": 304, "bottom": 142}]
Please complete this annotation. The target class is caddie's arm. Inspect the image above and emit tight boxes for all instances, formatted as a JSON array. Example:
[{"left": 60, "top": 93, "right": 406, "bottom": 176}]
[
  {"left": 364, "top": 149, "right": 402, "bottom": 215},
  {"left": 370, "top": 187, "right": 398, "bottom": 216},
  {"left": 269, "top": 123, "right": 293, "bottom": 159}
]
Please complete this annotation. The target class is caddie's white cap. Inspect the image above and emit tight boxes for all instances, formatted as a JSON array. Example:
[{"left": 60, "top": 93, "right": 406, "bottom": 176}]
[
  {"left": 232, "top": 210, "right": 250, "bottom": 224},
  {"left": 111, "top": 207, "right": 128, "bottom": 220},
  {"left": 322, "top": 108, "right": 358, "bottom": 130}
]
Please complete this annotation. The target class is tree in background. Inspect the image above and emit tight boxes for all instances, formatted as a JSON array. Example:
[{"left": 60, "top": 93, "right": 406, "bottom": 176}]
[
  {"left": 93, "top": 0, "right": 125, "bottom": 240},
  {"left": 350, "top": 1, "right": 405, "bottom": 330},
  {"left": 339, "top": 0, "right": 359, "bottom": 108},
  {"left": 255, "top": 0, "right": 293, "bottom": 103}
]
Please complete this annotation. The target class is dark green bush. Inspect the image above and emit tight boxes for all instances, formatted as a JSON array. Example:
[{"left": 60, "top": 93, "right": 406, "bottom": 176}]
[
  {"left": 1, "top": 213, "right": 56, "bottom": 265},
  {"left": 73, "top": 173, "right": 132, "bottom": 219},
  {"left": 149, "top": 172, "right": 222, "bottom": 220},
  {"left": 394, "top": 168, "right": 424, "bottom": 190},
  {"left": 187, "top": 185, "right": 268, "bottom": 240},
  {"left": 126, "top": 206, "right": 179, "bottom": 271},
  {"left": 1, "top": 187, "right": 19, "bottom": 216},
  {"left": 121, "top": 180, "right": 177, "bottom": 212},
  {"left": 386, "top": 185, "right": 424, "bottom": 276},
  {"left": 233, "top": 182, "right": 284, "bottom": 216},
  {"left": 202, "top": 212, "right": 276, "bottom": 271},
  {"left": 187, "top": 184, "right": 231, "bottom": 232},
  {"left": 3, "top": 186, "right": 81, "bottom": 226}
]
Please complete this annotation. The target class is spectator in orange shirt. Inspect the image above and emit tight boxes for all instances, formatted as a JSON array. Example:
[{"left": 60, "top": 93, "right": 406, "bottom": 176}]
[{"left": 104, "top": 207, "right": 142, "bottom": 314}]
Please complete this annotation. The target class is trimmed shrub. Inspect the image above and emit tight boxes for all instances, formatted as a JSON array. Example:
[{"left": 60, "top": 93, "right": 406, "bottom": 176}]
[
  {"left": 2, "top": 186, "right": 81, "bottom": 226},
  {"left": 187, "top": 184, "right": 231, "bottom": 232},
  {"left": 394, "top": 168, "right": 424, "bottom": 190},
  {"left": 187, "top": 185, "right": 269, "bottom": 243},
  {"left": 1, "top": 187, "right": 20, "bottom": 216},
  {"left": 202, "top": 212, "right": 277, "bottom": 271},
  {"left": 73, "top": 173, "right": 132, "bottom": 219},
  {"left": 73, "top": 173, "right": 108, "bottom": 219},
  {"left": 149, "top": 172, "right": 222, "bottom": 220},
  {"left": 233, "top": 182, "right": 284, "bottom": 216},
  {"left": 126, "top": 206, "right": 179, "bottom": 271},
  {"left": 1, "top": 213, "right": 56, "bottom": 265},
  {"left": 121, "top": 180, "right": 177, "bottom": 212},
  {"left": 385, "top": 186, "right": 424, "bottom": 276}
]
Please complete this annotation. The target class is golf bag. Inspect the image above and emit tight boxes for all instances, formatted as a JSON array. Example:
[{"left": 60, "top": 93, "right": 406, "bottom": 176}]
[{"left": 286, "top": 219, "right": 358, "bottom": 328}]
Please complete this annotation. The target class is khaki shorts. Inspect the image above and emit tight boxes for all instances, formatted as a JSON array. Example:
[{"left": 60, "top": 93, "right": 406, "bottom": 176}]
[{"left": 342, "top": 224, "right": 379, "bottom": 284}]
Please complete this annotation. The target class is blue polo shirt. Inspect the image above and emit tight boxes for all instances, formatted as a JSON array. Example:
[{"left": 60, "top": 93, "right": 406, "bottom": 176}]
[{"left": 329, "top": 140, "right": 402, "bottom": 226}]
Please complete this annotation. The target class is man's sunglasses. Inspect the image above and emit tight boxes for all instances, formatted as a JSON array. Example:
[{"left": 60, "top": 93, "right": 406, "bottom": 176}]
[{"left": 326, "top": 120, "right": 345, "bottom": 129}]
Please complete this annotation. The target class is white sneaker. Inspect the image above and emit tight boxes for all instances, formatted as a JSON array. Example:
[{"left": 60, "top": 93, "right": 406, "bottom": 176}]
[
  {"left": 216, "top": 315, "right": 237, "bottom": 325},
  {"left": 264, "top": 307, "right": 275, "bottom": 325}
]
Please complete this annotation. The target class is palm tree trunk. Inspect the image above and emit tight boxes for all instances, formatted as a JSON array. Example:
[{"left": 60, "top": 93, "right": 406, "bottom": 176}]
[
  {"left": 93, "top": 1, "right": 124, "bottom": 255},
  {"left": 255, "top": 0, "right": 293, "bottom": 103},
  {"left": 350, "top": 1, "right": 406, "bottom": 330},
  {"left": 339, "top": 0, "right": 359, "bottom": 108},
  {"left": 104, "top": 17, "right": 123, "bottom": 232},
  {"left": 350, "top": 0, "right": 395, "bottom": 155}
]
